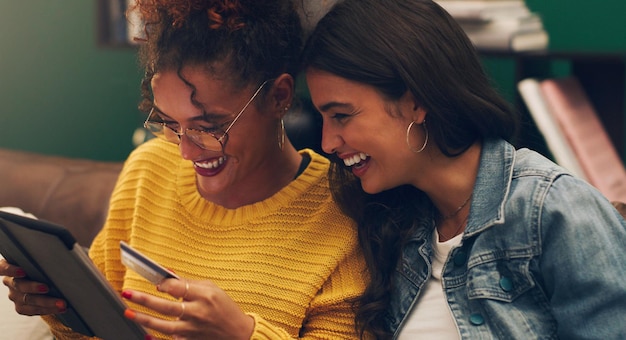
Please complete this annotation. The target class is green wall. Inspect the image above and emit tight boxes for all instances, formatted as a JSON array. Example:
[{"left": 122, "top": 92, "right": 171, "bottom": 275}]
[
  {"left": 0, "top": 1, "right": 142, "bottom": 161},
  {"left": 483, "top": 0, "right": 626, "bottom": 102},
  {"left": 526, "top": 0, "right": 626, "bottom": 52}
]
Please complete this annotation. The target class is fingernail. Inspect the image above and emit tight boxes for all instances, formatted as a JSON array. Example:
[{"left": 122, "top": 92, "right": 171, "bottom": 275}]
[
  {"left": 144, "top": 335, "right": 153, "bottom": 340},
  {"left": 15, "top": 268, "right": 26, "bottom": 277},
  {"left": 37, "top": 284, "right": 48, "bottom": 293},
  {"left": 122, "top": 290, "right": 132, "bottom": 299},
  {"left": 55, "top": 300, "right": 66, "bottom": 313},
  {"left": 124, "top": 309, "right": 136, "bottom": 320}
]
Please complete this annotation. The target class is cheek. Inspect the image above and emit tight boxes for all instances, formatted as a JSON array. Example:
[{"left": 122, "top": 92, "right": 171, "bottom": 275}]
[
  {"left": 363, "top": 121, "right": 407, "bottom": 151},
  {"left": 228, "top": 118, "right": 277, "bottom": 152}
]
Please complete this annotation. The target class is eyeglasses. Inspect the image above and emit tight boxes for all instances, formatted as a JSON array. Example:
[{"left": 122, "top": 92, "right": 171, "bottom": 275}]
[{"left": 143, "top": 80, "right": 269, "bottom": 152}]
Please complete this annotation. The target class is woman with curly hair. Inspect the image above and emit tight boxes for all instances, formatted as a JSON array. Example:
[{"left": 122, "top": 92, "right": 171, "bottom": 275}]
[{"left": 1, "top": 1, "right": 367, "bottom": 339}]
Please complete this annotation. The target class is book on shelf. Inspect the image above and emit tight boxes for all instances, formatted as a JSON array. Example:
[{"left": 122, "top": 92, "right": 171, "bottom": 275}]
[
  {"left": 434, "top": 0, "right": 529, "bottom": 23},
  {"left": 517, "top": 78, "right": 588, "bottom": 180},
  {"left": 518, "top": 76, "right": 626, "bottom": 202},
  {"left": 461, "top": 13, "right": 549, "bottom": 52},
  {"left": 540, "top": 77, "right": 626, "bottom": 202}
]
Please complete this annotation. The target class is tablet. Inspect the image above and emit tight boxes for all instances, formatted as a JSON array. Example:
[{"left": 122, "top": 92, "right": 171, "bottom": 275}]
[{"left": 0, "top": 210, "right": 147, "bottom": 339}]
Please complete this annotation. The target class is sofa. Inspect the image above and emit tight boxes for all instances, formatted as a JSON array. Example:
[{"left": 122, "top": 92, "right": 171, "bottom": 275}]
[
  {"left": 0, "top": 148, "right": 123, "bottom": 339},
  {"left": 0, "top": 148, "right": 123, "bottom": 247}
]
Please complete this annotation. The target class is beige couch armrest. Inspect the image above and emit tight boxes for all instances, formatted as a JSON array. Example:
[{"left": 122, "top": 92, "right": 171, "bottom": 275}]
[{"left": 0, "top": 148, "right": 122, "bottom": 247}]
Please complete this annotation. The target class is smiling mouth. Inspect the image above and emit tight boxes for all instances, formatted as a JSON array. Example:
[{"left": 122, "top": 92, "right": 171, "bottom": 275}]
[
  {"left": 343, "top": 152, "right": 369, "bottom": 167},
  {"left": 194, "top": 155, "right": 226, "bottom": 169}
]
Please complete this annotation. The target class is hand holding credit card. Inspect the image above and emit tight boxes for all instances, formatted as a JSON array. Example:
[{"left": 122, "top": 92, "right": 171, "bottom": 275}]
[{"left": 120, "top": 241, "right": 179, "bottom": 284}]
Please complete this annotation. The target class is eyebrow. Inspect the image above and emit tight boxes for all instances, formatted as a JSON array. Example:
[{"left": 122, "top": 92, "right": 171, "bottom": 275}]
[
  {"left": 151, "top": 104, "right": 227, "bottom": 122},
  {"left": 318, "top": 101, "right": 354, "bottom": 113}
]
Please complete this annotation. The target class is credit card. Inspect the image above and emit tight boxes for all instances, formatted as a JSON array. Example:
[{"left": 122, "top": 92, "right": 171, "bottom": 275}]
[{"left": 120, "top": 241, "right": 179, "bottom": 285}]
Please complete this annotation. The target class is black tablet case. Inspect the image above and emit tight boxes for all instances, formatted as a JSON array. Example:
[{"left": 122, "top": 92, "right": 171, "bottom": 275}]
[{"left": 0, "top": 210, "right": 147, "bottom": 339}]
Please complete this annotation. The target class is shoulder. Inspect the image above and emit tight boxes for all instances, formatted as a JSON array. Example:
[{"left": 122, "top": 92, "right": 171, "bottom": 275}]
[
  {"left": 124, "top": 138, "right": 181, "bottom": 169},
  {"left": 110, "top": 139, "right": 188, "bottom": 201},
  {"left": 115, "top": 139, "right": 183, "bottom": 183},
  {"left": 300, "top": 148, "right": 330, "bottom": 171},
  {"left": 512, "top": 148, "right": 571, "bottom": 181},
  {"left": 294, "top": 148, "right": 331, "bottom": 190}
]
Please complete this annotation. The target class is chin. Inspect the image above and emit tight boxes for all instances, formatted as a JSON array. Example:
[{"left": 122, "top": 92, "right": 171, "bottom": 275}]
[
  {"left": 196, "top": 175, "right": 229, "bottom": 197},
  {"left": 360, "top": 181, "right": 384, "bottom": 195}
]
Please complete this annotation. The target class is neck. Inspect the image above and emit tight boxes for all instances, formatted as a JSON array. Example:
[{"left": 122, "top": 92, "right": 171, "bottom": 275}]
[
  {"left": 436, "top": 204, "right": 470, "bottom": 242},
  {"left": 199, "top": 143, "right": 303, "bottom": 209},
  {"left": 424, "top": 143, "right": 480, "bottom": 209},
  {"left": 420, "top": 142, "right": 481, "bottom": 242}
]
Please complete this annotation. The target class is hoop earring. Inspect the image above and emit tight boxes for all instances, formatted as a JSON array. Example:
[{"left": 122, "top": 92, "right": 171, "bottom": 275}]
[
  {"left": 278, "top": 119, "right": 285, "bottom": 150},
  {"left": 406, "top": 119, "right": 428, "bottom": 153}
]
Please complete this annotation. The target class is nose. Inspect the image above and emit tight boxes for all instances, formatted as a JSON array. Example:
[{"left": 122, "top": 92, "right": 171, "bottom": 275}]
[
  {"left": 320, "top": 120, "right": 343, "bottom": 155},
  {"left": 178, "top": 134, "right": 203, "bottom": 160}
]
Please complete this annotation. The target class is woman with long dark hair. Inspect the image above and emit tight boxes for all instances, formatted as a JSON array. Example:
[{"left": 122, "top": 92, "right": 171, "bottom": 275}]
[{"left": 302, "top": 0, "right": 626, "bottom": 338}]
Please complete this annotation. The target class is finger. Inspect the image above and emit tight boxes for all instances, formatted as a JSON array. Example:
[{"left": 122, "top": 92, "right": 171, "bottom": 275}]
[
  {"left": 124, "top": 308, "right": 190, "bottom": 337},
  {"left": 0, "top": 259, "right": 26, "bottom": 278},
  {"left": 157, "top": 278, "right": 191, "bottom": 300},
  {"left": 8, "top": 277, "right": 49, "bottom": 295},
  {"left": 9, "top": 290, "right": 66, "bottom": 316},
  {"left": 122, "top": 289, "right": 188, "bottom": 319},
  {"left": 14, "top": 296, "right": 66, "bottom": 316}
]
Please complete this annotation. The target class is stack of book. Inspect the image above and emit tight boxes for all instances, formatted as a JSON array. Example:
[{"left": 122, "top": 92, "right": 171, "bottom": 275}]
[
  {"left": 518, "top": 77, "right": 626, "bottom": 202},
  {"left": 435, "top": 0, "right": 549, "bottom": 52}
]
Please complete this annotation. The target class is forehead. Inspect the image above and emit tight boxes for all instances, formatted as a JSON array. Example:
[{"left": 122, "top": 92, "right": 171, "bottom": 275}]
[
  {"left": 305, "top": 69, "right": 381, "bottom": 111},
  {"left": 151, "top": 67, "right": 236, "bottom": 95},
  {"left": 150, "top": 67, "right": 247, "bottom": 117}
]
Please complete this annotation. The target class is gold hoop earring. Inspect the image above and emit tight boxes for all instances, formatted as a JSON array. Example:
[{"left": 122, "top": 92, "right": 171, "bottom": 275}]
[
  {"left": 278, "top": 119, "right": 285, "bottom": 150},
  {"left": 406, "top": 119, "right": 428, "bottom": 153}
]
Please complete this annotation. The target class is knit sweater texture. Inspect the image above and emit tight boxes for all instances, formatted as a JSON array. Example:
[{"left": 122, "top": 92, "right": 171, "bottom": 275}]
[{"left": 43, "top": 139, "right": 366, "bottom": 339}]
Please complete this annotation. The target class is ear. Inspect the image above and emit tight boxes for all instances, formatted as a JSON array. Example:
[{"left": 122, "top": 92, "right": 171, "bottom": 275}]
[
  {"left": 399, "top": 90, "right": 427, "bottom": 123},
  {"left": 269, "top": 73, "right": 295, "bottom": 118}
]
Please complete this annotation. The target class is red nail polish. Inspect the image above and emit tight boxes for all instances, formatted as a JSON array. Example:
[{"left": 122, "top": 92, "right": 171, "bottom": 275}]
[
  {"left": 144, "top": 335, "right": 153, "bottom": 340},
  {"left": 15, "top": 268, "right": 26, "bottom": 277},
  {"left": 55, "top": 300, "right": 66, "bottom": 313},
  {"left": 122, "top": 290, "right": 132, "bottom": 299},
  {"left": 124, "top": 309, "right": 137, "bottom": 320},
  {"left": 37, "top": 284, "right": 48, "bottom": 293}
]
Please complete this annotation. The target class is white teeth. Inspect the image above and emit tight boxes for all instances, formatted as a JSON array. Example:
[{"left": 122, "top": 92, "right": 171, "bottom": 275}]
[
  {"left": 195, "top": 156, "right": 226, "bottom": 169},
  {"left": 343, "top": 152, "right": 369, "bottom": 167}
]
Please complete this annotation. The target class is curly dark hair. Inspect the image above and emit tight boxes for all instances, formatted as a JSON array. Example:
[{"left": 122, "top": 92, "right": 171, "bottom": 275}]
[{"left": 129, "top": 0, "right": 303, "bottom": 113}]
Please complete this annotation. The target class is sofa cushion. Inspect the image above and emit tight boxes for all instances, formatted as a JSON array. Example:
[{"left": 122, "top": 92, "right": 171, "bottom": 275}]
[{"left": 0, "top": 148, "right": 123, "bottom": 247}]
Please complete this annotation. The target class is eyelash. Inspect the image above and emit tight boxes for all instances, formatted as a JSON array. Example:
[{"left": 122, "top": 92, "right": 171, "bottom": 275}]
[
  {"left": 331, "top": 113, "right": 350, "bottom": 121},
  {"left": 162, "top": 119, "right": 223, "bottom": 133}
]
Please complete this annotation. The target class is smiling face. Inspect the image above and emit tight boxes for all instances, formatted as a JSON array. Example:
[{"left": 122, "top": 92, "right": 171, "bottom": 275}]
[
  {"left": 151, "top": 66, "right": 284, "bottom": 206},
  {"left": 306, "top": 69, "right": 429, "bottom": 194}
]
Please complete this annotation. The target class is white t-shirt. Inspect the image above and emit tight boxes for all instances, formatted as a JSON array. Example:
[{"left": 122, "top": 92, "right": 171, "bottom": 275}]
[{"left": 398, "top": 228, "right": 462, "bottom": 339}]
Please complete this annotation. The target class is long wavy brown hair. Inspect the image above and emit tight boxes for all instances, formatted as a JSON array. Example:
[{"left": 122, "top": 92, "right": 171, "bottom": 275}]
[{"left": 302, "top": 0, "right": 518, "bottom": 338}]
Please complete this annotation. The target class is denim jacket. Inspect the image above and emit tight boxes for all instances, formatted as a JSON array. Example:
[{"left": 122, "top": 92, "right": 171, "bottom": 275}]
[{"left": 388, "top": 139, "right": 626, "bottom": 339}]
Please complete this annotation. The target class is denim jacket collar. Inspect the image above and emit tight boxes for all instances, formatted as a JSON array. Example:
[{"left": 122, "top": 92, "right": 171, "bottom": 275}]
[{"left": 463, "top": 139, "right": 514, "bottom": 238}]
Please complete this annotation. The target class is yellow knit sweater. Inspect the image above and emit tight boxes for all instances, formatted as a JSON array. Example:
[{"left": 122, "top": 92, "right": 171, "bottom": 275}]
[{"left": 44, "top": 139, "right": 366, "bottom": 339}]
